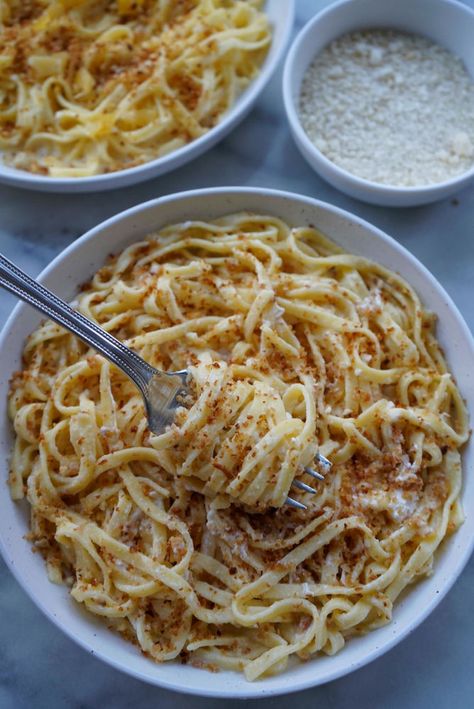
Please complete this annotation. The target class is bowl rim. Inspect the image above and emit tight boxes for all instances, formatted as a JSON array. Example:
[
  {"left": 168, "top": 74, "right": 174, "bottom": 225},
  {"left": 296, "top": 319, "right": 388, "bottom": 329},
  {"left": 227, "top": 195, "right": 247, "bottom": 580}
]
[
  {"left": 0, "top": 0, "right": 295, "bottom": 193},
  {"left": 0, "top": 186, "right": 473, "bottom": 698},
  {"left": 282, "top": 0, "right": 474, "bottom": 198}
]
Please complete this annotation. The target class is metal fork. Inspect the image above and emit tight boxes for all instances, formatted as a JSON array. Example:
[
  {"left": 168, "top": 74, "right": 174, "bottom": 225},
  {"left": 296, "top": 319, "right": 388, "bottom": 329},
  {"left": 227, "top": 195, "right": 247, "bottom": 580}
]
[{"left": 0, "top": 253, "right": 330, "bottom": 509}]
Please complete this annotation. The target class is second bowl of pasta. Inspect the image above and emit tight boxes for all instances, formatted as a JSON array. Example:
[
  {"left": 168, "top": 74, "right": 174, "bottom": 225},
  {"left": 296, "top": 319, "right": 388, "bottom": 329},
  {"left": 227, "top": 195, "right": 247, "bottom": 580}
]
[{"left": 0, "top": 1, "right": 293, "bottom": 192}]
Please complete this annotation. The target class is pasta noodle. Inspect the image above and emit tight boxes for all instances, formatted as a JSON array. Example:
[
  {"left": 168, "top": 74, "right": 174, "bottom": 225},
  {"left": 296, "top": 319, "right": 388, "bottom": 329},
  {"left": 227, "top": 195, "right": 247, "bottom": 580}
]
[
  {"left": 8, "top": 213, "right": 469, "bottom": 680},
  {"left": 0, "top": 1, "right": 270, "bottom": 177}
]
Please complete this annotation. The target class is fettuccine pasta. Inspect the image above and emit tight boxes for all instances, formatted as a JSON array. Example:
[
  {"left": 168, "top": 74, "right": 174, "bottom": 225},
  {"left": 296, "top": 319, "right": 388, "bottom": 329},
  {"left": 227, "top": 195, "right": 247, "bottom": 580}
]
[
  {"left": 0, "top": 1, "right": 270, "bottom": 176},
  {"left": 9, "top": 213, "right": 469, "bottom": 680}
]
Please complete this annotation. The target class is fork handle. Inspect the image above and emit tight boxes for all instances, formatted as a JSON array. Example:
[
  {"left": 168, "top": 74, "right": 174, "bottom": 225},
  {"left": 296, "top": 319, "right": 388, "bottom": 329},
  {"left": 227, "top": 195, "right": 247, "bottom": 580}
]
[{"left": 0, "top": 253, "right": 156, "bottom": 393}]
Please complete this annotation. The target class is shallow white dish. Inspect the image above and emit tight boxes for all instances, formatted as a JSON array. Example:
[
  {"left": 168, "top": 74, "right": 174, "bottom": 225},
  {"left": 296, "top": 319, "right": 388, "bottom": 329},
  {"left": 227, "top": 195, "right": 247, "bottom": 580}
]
[
  {"left": 0, "top": 187, "right": 473, "bottom": 698},
  {"left": 283, "top": 0, "right": 474, "bottom": 207},
  {"left": 0, "top": 0, "right": 294, "bottom": 194}
]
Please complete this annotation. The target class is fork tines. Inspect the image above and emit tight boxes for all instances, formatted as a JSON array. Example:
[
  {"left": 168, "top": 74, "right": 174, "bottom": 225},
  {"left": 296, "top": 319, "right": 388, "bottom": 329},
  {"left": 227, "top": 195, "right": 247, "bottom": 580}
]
[
  {"left": 292, "top": 479, "right": 317, "bottom": 494},
  {"left": 285, "top": 452, "right": 331, "bottom": 510},
  {"left": 304, "top": 467, "right": 325, "bottom": 481},
  {"left": 286, "top": 496, "right": 307, "bottom": 510}
]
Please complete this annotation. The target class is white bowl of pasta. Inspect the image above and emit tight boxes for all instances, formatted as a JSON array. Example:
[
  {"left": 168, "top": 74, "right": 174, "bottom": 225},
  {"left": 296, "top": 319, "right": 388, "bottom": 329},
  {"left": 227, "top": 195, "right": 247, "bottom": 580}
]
[
  {"left": 0, "top": 1, "right": 293, "bottom": 193},
  {"left": 0, "top": 187, "right": 473, "bottom": 698}
]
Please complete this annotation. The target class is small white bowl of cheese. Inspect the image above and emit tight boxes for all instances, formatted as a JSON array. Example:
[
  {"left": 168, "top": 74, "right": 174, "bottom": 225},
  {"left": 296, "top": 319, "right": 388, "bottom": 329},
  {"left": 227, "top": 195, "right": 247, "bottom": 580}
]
[{"left": 283, "top": 0, "right": 474, "bottom": 207}]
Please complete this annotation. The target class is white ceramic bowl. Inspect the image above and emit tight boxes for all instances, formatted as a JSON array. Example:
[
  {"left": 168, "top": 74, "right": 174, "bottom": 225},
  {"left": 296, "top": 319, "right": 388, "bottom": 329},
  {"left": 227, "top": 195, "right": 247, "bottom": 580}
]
[
  {"left": 0, "top": 187, "right": 473, "bottom": 698},
  {"left": 283, "top": 0, "right": 474, "bottom": 207},
  {"left": 0, "top": 1, "right": 294, "bottom": 194}
]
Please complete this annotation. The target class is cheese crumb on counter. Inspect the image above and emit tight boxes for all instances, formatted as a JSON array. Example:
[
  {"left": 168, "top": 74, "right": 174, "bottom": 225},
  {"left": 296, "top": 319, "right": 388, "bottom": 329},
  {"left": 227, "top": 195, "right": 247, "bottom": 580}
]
[{"left": 299, "top": 29, "right": 474, "bottom": 187}]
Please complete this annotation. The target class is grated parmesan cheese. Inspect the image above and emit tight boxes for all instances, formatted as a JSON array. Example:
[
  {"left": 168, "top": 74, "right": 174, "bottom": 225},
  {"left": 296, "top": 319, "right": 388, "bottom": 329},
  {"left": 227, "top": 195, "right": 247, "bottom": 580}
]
[
  {"left": 357, "top": 488, "right": 418, "bottom": 523},
  {"left": 299, "top": 29, "right": 474, "bottom": 186},
  {"left": 358, "top": 288, "right": 384, "bottom": 315}
]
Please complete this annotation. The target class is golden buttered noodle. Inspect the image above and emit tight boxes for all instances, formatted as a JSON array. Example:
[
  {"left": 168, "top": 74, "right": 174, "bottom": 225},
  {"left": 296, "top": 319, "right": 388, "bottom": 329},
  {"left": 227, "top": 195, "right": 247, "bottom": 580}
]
[
  {"left": 9, "top": 214, "right": 468, "bottom": 680},
  {"left": 0, "top": 1, "right": 270, "bottom": 177}
]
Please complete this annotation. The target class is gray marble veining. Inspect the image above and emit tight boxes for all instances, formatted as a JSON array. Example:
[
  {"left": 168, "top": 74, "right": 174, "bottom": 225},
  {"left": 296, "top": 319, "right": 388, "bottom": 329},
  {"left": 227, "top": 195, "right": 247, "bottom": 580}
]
[{"left": 0, "top": 1, "right": 473, "bottom": 707}]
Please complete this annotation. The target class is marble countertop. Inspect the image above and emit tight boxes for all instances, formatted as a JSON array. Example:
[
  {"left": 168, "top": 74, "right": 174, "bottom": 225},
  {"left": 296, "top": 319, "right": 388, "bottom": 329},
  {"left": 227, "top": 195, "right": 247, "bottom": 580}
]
[{"left": 1, "top": 1, "right": 473, "bottom": 707}]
